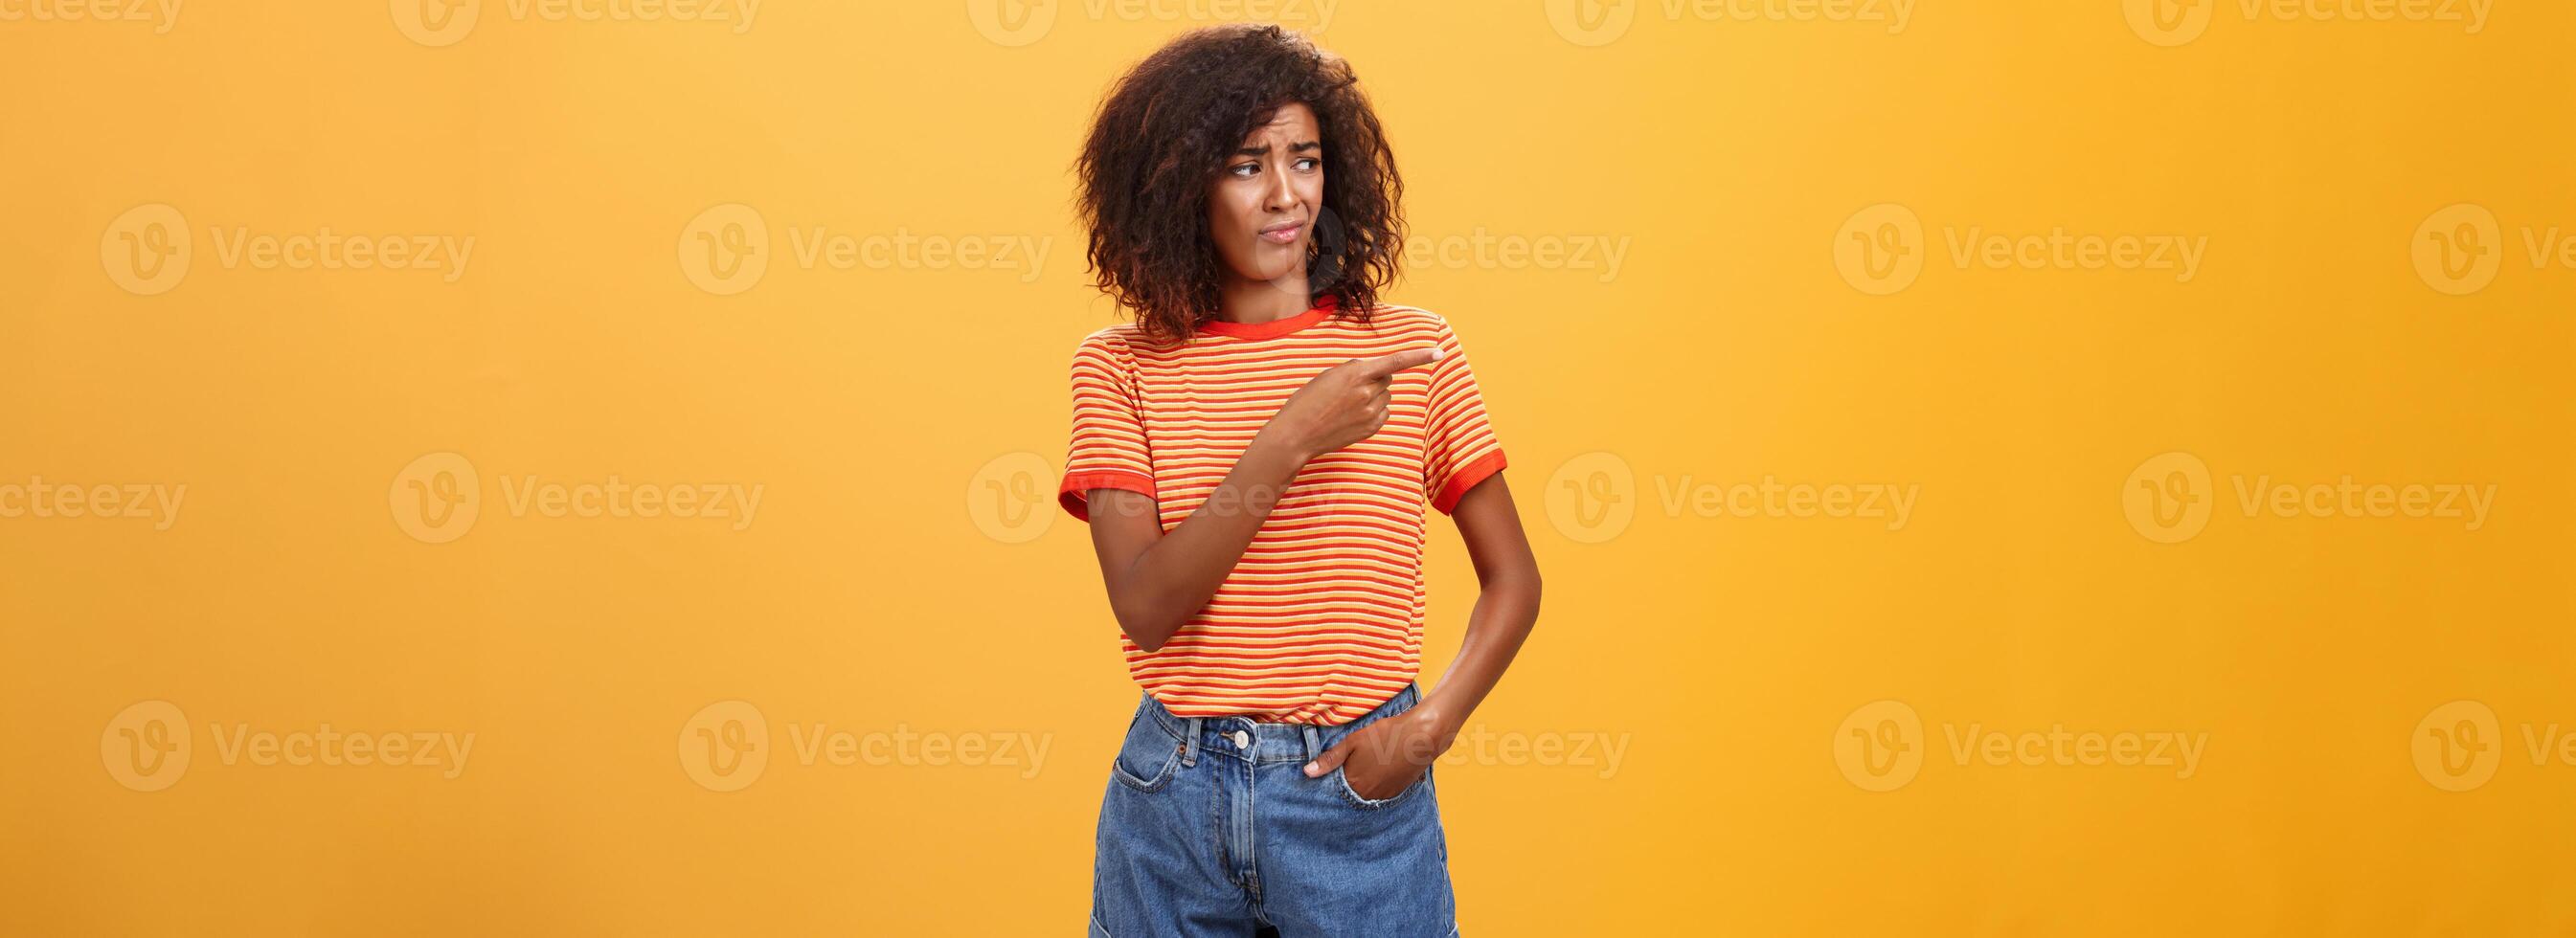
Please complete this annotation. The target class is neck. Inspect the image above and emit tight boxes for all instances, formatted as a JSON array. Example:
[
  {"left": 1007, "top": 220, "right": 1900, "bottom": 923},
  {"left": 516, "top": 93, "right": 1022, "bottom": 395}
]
[{"left": 1212, "top": 270, "right": 1314, "bottom": 324}]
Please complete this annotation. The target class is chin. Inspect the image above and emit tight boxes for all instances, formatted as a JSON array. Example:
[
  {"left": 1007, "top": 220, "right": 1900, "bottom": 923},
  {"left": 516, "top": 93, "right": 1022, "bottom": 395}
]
[{"left": 1249, "top": 246, "right": 1305, "bottom": 279}]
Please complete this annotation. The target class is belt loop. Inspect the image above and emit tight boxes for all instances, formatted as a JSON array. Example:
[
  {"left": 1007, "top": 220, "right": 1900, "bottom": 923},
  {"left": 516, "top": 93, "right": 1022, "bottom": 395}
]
[
  {"left": 1301, "top": 726, "right": 1322, "bottom": 764},
  {"left": 1181, "top": 717, "right": 1205, "bottom": 768}
]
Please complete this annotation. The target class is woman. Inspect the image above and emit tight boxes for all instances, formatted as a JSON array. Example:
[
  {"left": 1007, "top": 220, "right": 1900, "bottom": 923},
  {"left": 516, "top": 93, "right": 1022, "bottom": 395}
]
[{"left": 1062, "top": 24, "right": 1543, "bottom": 937}]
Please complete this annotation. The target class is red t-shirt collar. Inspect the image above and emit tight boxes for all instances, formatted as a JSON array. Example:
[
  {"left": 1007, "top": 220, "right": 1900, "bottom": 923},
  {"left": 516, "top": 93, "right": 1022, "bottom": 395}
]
[{"left": 1197, "top": 294, "right": 1339, "bottom": 340}]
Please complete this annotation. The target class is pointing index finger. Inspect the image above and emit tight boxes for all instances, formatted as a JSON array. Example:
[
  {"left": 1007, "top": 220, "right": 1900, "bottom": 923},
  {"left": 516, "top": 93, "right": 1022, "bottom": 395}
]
[{"left": 1353, "top": 346, "right": 1442, "bottom": 379}]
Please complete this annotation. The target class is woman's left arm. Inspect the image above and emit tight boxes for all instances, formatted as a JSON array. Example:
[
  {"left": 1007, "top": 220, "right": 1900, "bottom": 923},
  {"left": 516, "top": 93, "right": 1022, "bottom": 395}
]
[{"left": 1304, "top": 473, "right": 1543, "bottom": 796}]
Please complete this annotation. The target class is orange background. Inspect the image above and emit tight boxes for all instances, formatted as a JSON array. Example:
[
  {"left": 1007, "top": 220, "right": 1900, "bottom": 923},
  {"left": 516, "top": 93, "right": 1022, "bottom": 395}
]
[{"left": 4, "top": 1, "right": 2573, "bottom": 934}]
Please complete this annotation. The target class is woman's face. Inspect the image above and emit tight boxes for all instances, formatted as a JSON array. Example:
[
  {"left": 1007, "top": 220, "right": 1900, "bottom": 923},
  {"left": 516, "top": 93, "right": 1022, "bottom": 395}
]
[{"left": 1206, "top": 101, "right": 1323, "bottom": 288}]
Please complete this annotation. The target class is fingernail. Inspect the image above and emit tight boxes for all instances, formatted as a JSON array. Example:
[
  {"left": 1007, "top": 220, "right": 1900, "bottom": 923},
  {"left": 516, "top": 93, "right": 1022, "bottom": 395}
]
[{"left": 1303, "top": 762, "right": 1321, "bottom": 776}]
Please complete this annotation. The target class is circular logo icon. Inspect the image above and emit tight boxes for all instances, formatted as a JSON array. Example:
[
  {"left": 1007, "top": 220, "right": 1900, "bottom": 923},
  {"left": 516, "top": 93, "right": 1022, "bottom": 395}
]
[
  {"left": 2411, "top": 700, "right": 2500, "bottom": 793},
  {"left": 678, "top": 203, "right": 770, "bottom": 296},
  {"left": 2411, "top": 202, "right": 2502, "bottom": 296},
  {"left": 965, "top": 0, "right": 1057, "bottom": 47},
  {"left": 1545, "top": 0, "right": 1636, "bottom": 47},
  {"left": 102, "top": 700, "right": 192, "bottom": 793},
  {"left": 1833, "top": 700, "right": 1923, "bottom": 793},
  {"left": 679, "top": 700, "right": 770, "bottom": 792},
  {"left": 2124, "top": 0, "right": 2212, "bottom": 47},
  {"left": 1544, "top": 451, "right": 1635, "bottom": 544},
  {"left": 101, "top": 203, "right": 192, "bottom": 297},
  {"left": 1832, "top": 203, "right": 1924, "bottom": 296},
  {"left": 967, "top": 452, "right": 1056, "bottom": 544},
  {"left": 2121, "top": 451, "right": 2213, "bottom": 544},
  {"left": 392, "top": 0, "right": 481, "bottom": 47},
  {"left": 391, "top": 451, "right": 481, "bottom": 545}
]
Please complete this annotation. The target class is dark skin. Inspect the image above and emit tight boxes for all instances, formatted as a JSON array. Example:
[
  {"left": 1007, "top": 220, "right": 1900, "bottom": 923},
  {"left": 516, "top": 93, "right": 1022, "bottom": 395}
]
[{"left": 1084, "top": 103, "right": 1543, "bottom": 801}]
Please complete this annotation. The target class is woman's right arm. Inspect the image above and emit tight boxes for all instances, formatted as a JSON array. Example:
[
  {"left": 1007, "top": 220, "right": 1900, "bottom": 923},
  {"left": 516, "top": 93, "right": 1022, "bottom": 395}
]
[{"left": 1083, "top": 347, "right": 1439, "bottom": 652}]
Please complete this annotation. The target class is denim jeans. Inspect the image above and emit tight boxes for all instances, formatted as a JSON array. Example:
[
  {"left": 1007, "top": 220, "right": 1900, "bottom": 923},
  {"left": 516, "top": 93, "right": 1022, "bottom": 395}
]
[{"left": 1091, "top": 684, "right": 1459, "bottom": 937}]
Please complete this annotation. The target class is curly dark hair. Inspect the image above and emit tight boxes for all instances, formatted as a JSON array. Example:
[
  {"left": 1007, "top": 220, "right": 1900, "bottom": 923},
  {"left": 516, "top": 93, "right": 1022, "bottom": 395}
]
[{"left": 1075, "top": 24, "right": 1405, "bottom": 346}]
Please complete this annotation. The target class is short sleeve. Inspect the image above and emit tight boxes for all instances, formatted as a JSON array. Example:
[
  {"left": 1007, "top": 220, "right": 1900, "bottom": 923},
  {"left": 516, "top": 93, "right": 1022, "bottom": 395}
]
[
  {"left": 1421, "top": 316, "right": 1508, "bottom": 514},
  {"left": 1058, "top": 331, "right": 1157, "bottom": 522}
]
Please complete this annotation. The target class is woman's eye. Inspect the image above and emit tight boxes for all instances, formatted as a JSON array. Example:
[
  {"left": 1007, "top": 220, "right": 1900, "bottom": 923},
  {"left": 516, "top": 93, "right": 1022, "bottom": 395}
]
[
  {"left": 1295, "top": 158, "right": 1320, "bottom": 172},
  {"left": 1229, "top": 163, "right": 1258, "bottom": 177}
]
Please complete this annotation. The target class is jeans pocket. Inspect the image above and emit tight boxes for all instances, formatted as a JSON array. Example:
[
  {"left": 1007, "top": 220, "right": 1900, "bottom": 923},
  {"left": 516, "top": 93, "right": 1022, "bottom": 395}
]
[
  {"left": 1333, "top": 763, "right": 1429, "bottom": 810},
  {"left": 1109, "top": 710, "right": 1184, "bottom": 793}
]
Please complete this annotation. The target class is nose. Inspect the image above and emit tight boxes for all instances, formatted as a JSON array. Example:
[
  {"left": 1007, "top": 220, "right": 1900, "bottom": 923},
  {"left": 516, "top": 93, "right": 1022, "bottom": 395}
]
[{"left": 1261, "top": 161, "right": 1299, "bottom": 212}]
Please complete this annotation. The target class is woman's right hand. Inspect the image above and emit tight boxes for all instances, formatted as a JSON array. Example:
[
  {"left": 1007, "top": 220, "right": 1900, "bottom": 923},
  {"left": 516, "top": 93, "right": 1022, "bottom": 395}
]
[{"left": 1259, "top": 346, "right": 1442, "bottom": 462}]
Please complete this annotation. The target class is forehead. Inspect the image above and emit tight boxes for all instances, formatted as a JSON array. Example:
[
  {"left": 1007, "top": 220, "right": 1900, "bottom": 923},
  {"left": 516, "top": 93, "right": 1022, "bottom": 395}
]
[{"left": 1241, "top": 101, "right": 1319, "bottom": 142}]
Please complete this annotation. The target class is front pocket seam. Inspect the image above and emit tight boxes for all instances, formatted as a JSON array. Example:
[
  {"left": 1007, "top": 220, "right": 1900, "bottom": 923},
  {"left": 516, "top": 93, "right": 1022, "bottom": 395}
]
[
  {"left": 1110, "top": 739, "right": 1183, "bottom": 793},
  {"left": 1333, "top": 765, "right": 1421, "bottom": 810}
]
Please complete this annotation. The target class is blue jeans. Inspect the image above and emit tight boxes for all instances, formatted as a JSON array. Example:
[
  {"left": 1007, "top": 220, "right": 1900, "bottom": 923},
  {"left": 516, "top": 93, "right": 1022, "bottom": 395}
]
[{"left": 1091, "top": 684, "right": 1459, "bottom": 937}]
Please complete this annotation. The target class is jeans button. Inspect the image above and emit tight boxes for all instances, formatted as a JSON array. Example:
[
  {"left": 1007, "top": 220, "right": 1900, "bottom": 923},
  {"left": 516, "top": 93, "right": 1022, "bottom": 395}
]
[{"left": 1232, "top": 730, "right": 1250, "bottom": 749}]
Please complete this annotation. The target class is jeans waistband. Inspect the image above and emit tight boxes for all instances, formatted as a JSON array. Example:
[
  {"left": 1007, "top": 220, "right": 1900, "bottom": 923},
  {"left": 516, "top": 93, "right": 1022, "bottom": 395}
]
[{"left": 1138, "top": 685, "right": 1422, "bottom": 768}]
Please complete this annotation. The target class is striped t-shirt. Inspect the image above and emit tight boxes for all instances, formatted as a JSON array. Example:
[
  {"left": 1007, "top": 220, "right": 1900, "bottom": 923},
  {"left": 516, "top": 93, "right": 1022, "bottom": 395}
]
[{"left": 1058, "top": 298, "right": 1507, "bottom": 725}]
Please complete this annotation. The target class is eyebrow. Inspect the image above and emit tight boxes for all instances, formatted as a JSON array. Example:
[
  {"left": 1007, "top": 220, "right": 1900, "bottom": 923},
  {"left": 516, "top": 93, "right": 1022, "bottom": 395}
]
[{"left": 1232, "top": 141, "right": 1322, "bottom": 158}]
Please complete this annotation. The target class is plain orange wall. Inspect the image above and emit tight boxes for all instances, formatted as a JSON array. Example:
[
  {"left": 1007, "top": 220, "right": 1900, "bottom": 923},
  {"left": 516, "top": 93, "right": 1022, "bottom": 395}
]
[{"left": 5, "top": 1, "right": 2574, "bottom": 934}]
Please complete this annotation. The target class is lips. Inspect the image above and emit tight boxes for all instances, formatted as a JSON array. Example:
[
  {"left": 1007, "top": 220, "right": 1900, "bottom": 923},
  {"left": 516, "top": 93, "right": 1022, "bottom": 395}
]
[{"left": 1258, "top": 223, "right": 1302, "bottom": 245}]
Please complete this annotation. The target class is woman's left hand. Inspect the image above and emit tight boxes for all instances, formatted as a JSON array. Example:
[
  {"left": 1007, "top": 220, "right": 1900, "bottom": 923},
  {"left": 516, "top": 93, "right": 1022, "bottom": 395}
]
[{"left": 1303, "top": 709, "right": 1457, "bottom": 800}]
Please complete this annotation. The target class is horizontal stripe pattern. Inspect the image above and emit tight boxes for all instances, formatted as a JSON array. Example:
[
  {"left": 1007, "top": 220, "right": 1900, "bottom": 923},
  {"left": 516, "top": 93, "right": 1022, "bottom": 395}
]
[{"left": 1059, "top": 302, "right": 1506, "bottom": 725}]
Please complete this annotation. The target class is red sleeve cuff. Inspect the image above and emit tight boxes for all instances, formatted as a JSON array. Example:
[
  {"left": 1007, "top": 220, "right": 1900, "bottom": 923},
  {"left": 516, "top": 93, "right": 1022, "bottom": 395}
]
[
  {"left": 1058, "top": 470, "right": 1157, "bottom": 522},
  {"left": 1430, "top": 452, "right": 1508, "bottom": 515}
]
